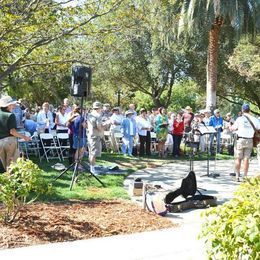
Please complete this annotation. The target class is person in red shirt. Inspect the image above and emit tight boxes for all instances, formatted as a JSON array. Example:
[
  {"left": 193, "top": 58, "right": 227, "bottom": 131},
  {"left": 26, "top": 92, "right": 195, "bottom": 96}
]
[{"left": 172, "top": 112, "right": 184, "bottom": 158}]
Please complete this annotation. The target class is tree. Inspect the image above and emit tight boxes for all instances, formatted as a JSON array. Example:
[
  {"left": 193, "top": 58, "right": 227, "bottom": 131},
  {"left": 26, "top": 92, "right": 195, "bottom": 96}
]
[
  {"left": 215, "top": 36, "right": 260, "bottom": 115},
  {"left": 228, "top": 36, "right": 260, "bottom": 83},
  {"left": 90, "top": 1, "right": 192, "bottom": 108},
  {"left": 178, "top": 0, "right": 260, "bottom": 111},
  {"left": 0, "top": 0, "right": 123, "bottom": 89}
]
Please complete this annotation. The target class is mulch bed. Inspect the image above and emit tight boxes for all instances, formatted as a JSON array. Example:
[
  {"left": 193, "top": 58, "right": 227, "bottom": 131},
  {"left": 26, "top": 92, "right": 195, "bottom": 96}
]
[{"left": 0, "top": 200, "right": 176, "bottom": 249}]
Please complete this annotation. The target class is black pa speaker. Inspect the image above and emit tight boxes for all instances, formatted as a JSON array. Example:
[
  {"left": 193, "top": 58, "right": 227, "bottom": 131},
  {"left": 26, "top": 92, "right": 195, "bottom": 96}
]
[{"left": 71, "top": 66, "right": 92, "bottom": 97}]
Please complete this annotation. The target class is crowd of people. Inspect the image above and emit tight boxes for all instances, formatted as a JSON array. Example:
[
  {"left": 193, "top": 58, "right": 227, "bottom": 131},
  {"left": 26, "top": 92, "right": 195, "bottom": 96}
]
[{"left": 0, "top": 95, "right": 259, "bottom": 179}]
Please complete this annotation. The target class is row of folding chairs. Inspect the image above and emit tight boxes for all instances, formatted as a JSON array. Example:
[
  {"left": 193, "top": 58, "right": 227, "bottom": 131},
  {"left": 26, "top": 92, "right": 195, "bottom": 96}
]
[
  {"left": 18, "top": 132, "right": 70, "bottom": 162},
  {"left": 103, "top": 131, "right": 159, "bottom": 155}
]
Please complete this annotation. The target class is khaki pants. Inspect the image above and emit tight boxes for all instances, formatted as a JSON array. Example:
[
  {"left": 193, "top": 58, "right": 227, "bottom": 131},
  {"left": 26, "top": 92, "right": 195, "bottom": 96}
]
[{"left": 0, "top": 136, "right": 19, "bottom": 170}]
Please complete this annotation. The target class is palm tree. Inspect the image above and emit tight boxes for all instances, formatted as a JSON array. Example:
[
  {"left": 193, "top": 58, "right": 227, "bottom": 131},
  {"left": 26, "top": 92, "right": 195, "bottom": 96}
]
[{"left": 179, "top": 0, "right": 259, "bottom": 110}]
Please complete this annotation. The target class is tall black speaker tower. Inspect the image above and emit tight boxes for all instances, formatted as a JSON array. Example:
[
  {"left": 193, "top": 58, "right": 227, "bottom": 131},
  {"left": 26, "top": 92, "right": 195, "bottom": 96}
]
[{"left": 71, "top": 66, "right": 92, "bottom": 97}]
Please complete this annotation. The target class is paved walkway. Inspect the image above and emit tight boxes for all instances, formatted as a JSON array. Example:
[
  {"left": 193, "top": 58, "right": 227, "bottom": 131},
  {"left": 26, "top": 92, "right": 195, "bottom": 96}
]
[{"left": 0, "top": 158, "right": 259, "bottom": 259}]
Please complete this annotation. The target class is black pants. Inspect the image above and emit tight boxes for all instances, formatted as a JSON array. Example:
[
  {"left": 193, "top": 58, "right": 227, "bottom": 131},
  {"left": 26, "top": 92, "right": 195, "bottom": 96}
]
[
  {"left": 173, "top": 134, "right": 182, "bottom": 156},
  {"left": 139, "top": 131, "right": 151, "bottom": 156}
]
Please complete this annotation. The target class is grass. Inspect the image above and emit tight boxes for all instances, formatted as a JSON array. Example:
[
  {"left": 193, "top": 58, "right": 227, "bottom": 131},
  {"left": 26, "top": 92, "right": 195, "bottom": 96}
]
[
  {"left": 27, "top": 148, "right": 235, "bottom": 202},
  {"left": 30, "top": 153, "right": 170, "bottom": 202}
]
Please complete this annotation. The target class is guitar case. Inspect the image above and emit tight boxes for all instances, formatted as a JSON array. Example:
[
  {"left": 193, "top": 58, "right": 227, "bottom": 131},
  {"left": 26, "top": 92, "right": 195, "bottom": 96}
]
[{"left": 165, "top": 171, "right": 217, "bottom": 213}]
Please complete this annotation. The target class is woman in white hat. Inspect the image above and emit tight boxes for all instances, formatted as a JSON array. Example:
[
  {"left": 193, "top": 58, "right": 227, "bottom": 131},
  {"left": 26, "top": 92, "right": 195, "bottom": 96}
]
[
  {"left": 121, "top": 110, "right": 137, "bottom": 156},
  {"left": 0, "top": 96, "right": 31, "bottom": 171}
]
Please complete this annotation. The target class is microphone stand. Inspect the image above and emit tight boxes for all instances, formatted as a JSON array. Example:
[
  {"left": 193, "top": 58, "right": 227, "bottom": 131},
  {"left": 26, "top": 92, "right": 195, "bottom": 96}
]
[
  {"left": 200, "top": 123, "right": 220, "bottom": 178},
  {"left": 53, "top": 96, "right": 104, "bottom": 190}
]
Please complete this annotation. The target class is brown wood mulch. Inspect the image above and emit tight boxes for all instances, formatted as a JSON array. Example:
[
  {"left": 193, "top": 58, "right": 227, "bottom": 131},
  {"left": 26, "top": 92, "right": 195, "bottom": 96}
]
[{"left": 0, "top": 200, "right": 176, "bottom": 249}]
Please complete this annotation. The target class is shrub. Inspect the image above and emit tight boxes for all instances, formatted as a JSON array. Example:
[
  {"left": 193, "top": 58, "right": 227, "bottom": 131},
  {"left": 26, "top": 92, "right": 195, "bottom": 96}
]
[
  {"left": 0, "top": 158, "right": 51, "bottom": 223},
  {"left": 200, "top": 176, "right": 260, "bottom": 259}
]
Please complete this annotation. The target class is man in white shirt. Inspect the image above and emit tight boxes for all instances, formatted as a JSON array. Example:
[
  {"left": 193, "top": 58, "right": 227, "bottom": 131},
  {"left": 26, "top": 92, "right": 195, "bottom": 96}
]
[
  {"left": 87, "top": 101, "right": 110, "bottom": 174},
  {"left": 231, "top": 104, "right": 260, "bottom": 181},
  {"left": 63, "top": 98, "right": 72, "bottom": 115}
]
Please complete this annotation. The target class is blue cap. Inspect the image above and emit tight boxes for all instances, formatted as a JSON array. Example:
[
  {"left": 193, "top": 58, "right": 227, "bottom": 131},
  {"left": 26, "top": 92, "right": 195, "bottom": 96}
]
[{"left": 242, "top": 103, "right": 250, "bottom": 111}]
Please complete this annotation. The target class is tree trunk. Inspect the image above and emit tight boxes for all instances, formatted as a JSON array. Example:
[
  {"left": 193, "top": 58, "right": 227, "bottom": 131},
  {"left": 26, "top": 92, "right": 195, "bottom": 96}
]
[
  {"left": 153, "top": 96, "right": 163, "bottom": 108},
  {"left": 206, "top": 18, "right": 223, "bottom": 112}
]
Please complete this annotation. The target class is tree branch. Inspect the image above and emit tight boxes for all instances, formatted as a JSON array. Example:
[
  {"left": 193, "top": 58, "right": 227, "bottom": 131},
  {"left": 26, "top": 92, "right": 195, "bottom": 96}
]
[
  {"left": 218, "top": 94, "right": 260, "bottom": 116},
  {"left": 0, "top": 0, "right": 124, "bottom": 83}
]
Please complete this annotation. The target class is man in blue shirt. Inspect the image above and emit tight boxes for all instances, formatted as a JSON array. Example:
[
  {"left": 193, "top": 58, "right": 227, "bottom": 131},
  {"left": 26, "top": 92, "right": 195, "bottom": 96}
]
[
  {"left": 12, "top": 103, "right": 24, "bottom": 129},
  {"left": 209, "top": 109, "right": 223, "bottom": 154},
  {"left": 24, "top": 112, "right": 37, "bottom": 135}
]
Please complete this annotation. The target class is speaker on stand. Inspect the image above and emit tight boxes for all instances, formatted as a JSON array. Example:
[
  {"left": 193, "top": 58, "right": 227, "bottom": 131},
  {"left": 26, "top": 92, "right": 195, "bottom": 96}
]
[
  {"left": 54, "top": 65, "right": 104, "bottom": 189},
  {"left": 70, "top": 66, "right": 92, "bottom": 97}
]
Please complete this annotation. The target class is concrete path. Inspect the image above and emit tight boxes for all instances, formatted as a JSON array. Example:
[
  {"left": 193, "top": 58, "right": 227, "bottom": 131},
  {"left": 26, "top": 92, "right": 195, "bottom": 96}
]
[{"left": 0, "top": 158, "right": 259, "bottom": 259}]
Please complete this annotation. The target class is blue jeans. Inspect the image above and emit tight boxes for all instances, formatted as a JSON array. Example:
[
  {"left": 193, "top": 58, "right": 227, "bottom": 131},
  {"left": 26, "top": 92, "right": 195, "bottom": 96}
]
[{"left": 122, "top": 136, "right": 134, "bottom": 155}]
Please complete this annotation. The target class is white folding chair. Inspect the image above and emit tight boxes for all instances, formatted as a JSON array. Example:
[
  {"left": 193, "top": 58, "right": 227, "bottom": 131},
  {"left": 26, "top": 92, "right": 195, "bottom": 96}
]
[
  {"left": 113, "top": 132, "right": 123, "bottom": 153},
  {"left": 18, "top": 131, "right": 31, "bottom": 158},
  {"left": 103, "top": 131, "right": 112, "bottom": 152},
  {"left": 164, "top": 134, "right": 173, "bottom": 155},
  {"left": 39, "top": 133, "right": 61, "bottom": 162},
  {"left": 27, "top": 132, "right": 41, "bottom": 159},
  {"left": 150, "top": 132, "right": 158, "bottom": 154},
  {"left": 56, "top": 133, "right": 70, "bottom": 161}
]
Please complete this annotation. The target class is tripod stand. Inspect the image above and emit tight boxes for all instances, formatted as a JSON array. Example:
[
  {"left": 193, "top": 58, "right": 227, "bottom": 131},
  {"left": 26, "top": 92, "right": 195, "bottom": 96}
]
[
  {"left": 201, "top": 128, "right": 220, "bottom": 178},
  {"left": 53, "top": 96, "right": 104, "bottom": 190}
]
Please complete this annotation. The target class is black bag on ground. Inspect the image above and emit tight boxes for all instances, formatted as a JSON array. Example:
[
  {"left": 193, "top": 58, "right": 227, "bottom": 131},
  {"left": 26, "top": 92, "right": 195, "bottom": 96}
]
[{"left": 165, "top": 171, "right": 217, "bottom": 213}]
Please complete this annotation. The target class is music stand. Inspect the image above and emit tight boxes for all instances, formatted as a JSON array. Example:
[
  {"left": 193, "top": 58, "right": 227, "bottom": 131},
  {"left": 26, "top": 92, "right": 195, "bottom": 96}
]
[
  {"left": 198, "top": 125, "right": 220, "bottom": 178},
  {"left": 53, "top": 96, "right": 104, "bottom": 190}
]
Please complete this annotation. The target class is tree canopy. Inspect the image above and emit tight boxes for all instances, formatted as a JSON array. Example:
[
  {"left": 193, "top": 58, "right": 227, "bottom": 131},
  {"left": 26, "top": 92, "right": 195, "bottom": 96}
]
[{"left": 0, "top": 0, "right": 259, "bottom": 112}]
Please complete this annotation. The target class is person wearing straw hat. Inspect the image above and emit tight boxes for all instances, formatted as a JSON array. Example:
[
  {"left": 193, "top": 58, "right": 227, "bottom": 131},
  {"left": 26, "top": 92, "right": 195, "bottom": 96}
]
[
  {"left": 182, "top": 106, "right": 194, "bottom": 133},
  {"left": 88, "top": 101, "right": 109, "bottom": 174},
  {"left": 121, "top": 110, "right": 137, "bottom": 156},
  {"left": 0, "top": 95, "right": 31, "bottom": 171}
]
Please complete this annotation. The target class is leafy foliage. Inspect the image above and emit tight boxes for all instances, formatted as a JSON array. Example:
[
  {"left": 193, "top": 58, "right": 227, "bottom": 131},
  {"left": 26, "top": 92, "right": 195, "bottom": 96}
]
[
  {"left": 200, "top": 176, "right": 260, "bottom": 259},
  {"left": 0, "top": 158, "right": 51, "bottom": 223},
  {"left": 0, "top": 0, "right": 124, "bottom": 103},
  {"left": 228, "top": 36, "right": 260, "bottom": 83}
]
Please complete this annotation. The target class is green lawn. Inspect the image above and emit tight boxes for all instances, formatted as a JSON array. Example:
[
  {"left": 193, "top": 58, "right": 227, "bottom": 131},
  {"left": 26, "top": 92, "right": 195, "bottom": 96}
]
[
  {"left": 31, "top": 153, "right": 172, "bottom": 202},
  {"left": 29, "top": 150, "right": 234, "bottom": 202}
]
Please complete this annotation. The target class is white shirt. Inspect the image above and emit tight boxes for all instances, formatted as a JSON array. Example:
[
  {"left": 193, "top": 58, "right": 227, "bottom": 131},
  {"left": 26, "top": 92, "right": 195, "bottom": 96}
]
[
  {"left": 37, "top": 110, "right": 54, "bottom": 131},
  {"left": 136, "top": 116, "right": 151, "bottom": 136},
  {"left": 109, "top": 114, "right": 123, "bottom": 132},
  {"left": 233, "top": 114, "right": 260, "bottom": 138},
  {"left": 56, "top": 112, "right": 69, "bottom": 131}
]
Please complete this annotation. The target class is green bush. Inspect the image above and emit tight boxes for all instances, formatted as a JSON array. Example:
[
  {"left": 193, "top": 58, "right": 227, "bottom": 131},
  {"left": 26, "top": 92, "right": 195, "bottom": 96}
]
[
  {"left": 200, "top": 176, "right": 260, "bottom": 259},
  {"left": 0, "top": 158, "right": 51, "bottom": 223}
]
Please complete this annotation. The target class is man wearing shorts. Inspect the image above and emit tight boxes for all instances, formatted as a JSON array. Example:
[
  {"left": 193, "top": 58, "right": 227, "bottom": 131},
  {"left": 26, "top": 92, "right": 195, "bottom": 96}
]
[
  {"left": 0, "top": 96, "right": 31, "bottom": 171},
  {"left": 231, "top": 104, "right": 260, "bottom": 182},
  {"left": 87, "top": 101, "right": 108, "bottom": 174}
]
